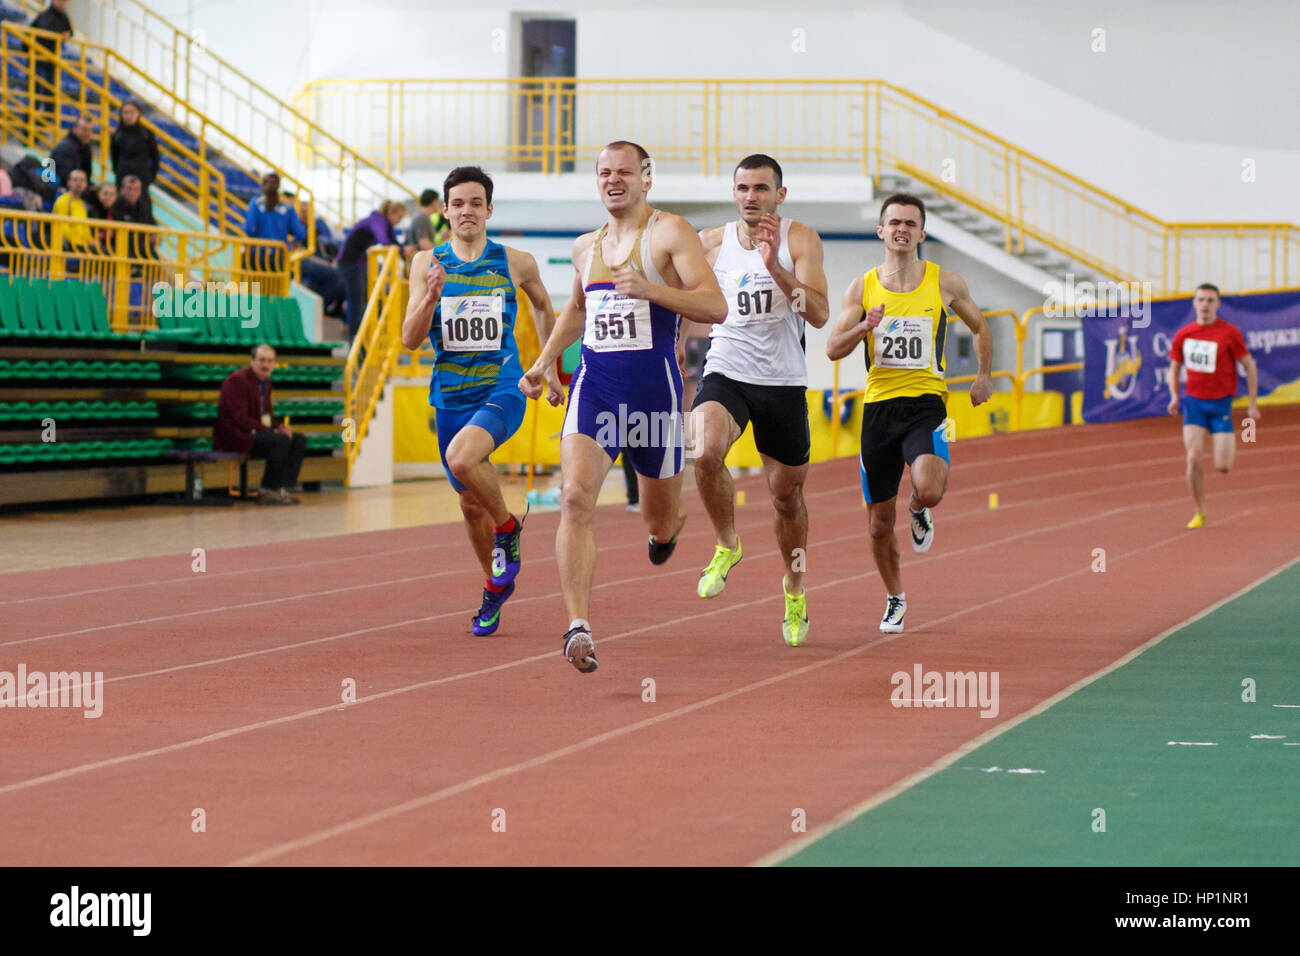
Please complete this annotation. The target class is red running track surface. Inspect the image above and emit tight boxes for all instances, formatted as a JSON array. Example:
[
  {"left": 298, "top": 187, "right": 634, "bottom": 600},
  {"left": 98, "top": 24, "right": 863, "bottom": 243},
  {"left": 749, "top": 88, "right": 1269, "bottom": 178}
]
[{"left": 1, "top": 408, "right": 1298, "bottom": 865}]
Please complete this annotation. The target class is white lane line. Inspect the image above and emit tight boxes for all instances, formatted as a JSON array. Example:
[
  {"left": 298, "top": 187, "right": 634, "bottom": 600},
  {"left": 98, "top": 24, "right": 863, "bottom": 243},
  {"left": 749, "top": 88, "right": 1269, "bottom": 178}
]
[
  {"left": 749, "top": 549, "right": 1300, "bottom": 866},
  {"left": 1169, "top": 742, "right": 1218, "bottom": 747}
]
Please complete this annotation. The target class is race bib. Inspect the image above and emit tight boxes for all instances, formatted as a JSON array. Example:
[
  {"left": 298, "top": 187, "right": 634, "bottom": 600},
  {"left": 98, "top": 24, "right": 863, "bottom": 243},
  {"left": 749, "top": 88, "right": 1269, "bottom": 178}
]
[
  {"left": 440, "top": 295, "right": 504, "bottom": 352},
  {"left": 1182, "top": 338, "right": 1218, "bottom": 374},
  {"left": 872, "top": 316, "right": 933, "bottom": 370},
  {"left": 584, "top": 292, "right": 653, "bottom": 352},
  {"left": 727, "top": 273, "right": 784, "bottom": 324}
]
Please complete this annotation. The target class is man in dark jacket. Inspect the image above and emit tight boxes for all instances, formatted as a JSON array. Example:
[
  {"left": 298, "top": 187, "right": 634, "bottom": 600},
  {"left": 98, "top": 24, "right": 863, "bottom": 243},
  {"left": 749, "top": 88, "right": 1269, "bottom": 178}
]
[
  {"left": 108, "top": 174, "right": 156, "bottom": 260},
  {"left": 50, "top": 113, "right": 95, "bottom": 189},
  {"left": 214, "top": 344, "right": 306, "bottom": 505},
  {"left": 29, "top": 0, "right": 72, "bottom": 115}
]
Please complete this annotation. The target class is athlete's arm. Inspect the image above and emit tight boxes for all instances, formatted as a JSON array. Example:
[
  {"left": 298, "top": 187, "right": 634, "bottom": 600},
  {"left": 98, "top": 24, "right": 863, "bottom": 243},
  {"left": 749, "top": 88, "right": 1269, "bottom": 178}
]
[
  {"left": 1166, "top": 355, "right": 1182, "bottom": 415},
  {"left": 401, "top": 248, "right": 446, "bottom": 351},
  {"left": 825, "top": 275, "right": 879, "bottom": 360},
  {"left": 611, "top": 214, "right": 728, "bottom": 324},
  {"left": 508, "top": 247, "right": 563, "bottom": 405},
  {"left": 763, "top": 219, "right": 829, "bottom": 328},
  {"left": 941, "top": 269, "right": 992, "bottom": 407},
  {"left": 1241, "top": 353, "right": 1261, "bottom": 420},
  {"left": 522, "top": 237, "right": 589, "bottom": 399}
]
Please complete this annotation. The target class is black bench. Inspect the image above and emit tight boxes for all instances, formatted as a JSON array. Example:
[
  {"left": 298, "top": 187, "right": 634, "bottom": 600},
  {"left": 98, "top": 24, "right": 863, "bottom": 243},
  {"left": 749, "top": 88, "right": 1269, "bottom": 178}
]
[{"left": 160, "top": 450, "right": 253, "bottom": 506}]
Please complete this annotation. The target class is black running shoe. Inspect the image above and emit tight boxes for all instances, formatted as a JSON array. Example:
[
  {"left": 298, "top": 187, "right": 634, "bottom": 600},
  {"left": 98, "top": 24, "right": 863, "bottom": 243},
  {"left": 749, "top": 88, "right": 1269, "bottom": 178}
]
[{"left": 647, "top": 535, "right": 678, "bottom": 566}]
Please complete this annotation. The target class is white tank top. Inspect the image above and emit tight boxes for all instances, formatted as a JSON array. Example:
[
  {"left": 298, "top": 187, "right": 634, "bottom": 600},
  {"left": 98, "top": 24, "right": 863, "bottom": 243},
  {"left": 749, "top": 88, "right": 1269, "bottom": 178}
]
[{"left": 703, "top": 219, "right": 806, "bottom": 387}]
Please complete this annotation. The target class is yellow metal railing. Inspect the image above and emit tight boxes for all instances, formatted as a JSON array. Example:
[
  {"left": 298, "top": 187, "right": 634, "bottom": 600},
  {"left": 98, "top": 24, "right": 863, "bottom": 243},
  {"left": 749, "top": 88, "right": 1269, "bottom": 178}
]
[
  {"left": 295, "top": 77, "right": 1300, "bottom": 294},
  {"left": 21, "top": 0, "right": 414, "bottom": 234},
  {"left": 343, "top": 246, "right": 409, "bottom": 481},
  {"left": 1, "top": 22, "right": 321, "bottom": 271},
  {"left": 0, "top": 207, "right": 289, "bottom": 329}
]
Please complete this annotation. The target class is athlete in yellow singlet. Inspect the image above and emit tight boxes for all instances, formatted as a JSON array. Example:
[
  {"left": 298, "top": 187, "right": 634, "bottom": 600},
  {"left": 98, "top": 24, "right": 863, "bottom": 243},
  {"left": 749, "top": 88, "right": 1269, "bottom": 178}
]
[{"left": 826, "top": 193, "right": 993, "bottom": 634}]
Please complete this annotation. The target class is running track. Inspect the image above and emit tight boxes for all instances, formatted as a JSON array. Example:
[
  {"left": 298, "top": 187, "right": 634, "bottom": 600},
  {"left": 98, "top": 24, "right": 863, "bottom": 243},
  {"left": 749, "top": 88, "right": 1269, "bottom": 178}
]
[{"left": 1, "top": 408, "right": 1297, "bottom": 865}]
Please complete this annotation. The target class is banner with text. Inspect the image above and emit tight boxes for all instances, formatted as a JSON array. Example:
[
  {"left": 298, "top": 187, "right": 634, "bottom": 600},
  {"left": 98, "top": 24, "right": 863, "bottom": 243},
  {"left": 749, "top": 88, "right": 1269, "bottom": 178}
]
[{"left": 1082, "top": 289, "right": 1300, "bottom": 423}]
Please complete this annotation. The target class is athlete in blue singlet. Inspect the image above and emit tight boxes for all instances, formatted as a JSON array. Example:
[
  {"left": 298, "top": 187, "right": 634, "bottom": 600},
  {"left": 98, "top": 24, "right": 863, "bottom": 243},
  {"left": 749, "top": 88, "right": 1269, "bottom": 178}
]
[
  {"left": 403, "top": 166, "right": 562, "bottom": 637},
  {"left": 521, "top": 141, "right": 728, "bottom": 674}
]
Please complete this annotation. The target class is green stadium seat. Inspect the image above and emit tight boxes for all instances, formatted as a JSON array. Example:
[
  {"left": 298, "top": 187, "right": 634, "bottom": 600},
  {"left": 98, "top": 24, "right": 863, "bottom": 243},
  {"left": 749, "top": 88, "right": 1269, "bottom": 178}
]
[{"left": 0, "top": 281, "right": 22, "bottom": 337}]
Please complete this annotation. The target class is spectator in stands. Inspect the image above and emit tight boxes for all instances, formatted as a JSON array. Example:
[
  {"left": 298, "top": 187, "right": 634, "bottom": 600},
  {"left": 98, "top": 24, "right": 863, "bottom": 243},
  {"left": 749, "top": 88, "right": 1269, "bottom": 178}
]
[
  {"left": 109, "top": 174, "right": 156, "bottom": 261},
  {"left": 337, "top": 200, "right": 410, "bottom": 338},
  {"left": 28, "top": 0, "right": 72, "bottom": 115},
  {"left": 51, "top": 113, "right": 95, "bottom": 190},
  {"left": 84, "top": 180, "right": 116, "bottom": 246},
  {"left": 51, "top": 168, "right": 96, "bottom": 251},
  {"left": 408, "top": 189, "right": 450, "bottom": 253},
  {"left": 243, "top": 172, "right": 304, "bottom": 273},
  {"left": 214, "top": 344, "right": 306, "bottom": 506},
  {"left": 280, "top": 190, "right": 345, "bottom": 319},
  {"left": 84, "top": 179, "right": 115, "bottom": 219},
  {"left": 110, "top": 101, "right": 159, "bottom": 190}
]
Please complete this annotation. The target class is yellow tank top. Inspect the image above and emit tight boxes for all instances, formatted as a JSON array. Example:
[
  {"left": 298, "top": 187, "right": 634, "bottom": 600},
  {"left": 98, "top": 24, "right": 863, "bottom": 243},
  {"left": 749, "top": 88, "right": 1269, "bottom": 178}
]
[{"left": 861, "top": 260, "right": 948, "bottom": 402}]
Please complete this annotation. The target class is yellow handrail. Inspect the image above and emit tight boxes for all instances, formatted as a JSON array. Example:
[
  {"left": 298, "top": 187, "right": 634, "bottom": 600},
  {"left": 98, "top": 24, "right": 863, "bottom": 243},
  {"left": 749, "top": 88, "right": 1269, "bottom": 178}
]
[
  {"left": 294, "top": 76, "right": 1300, "bottom": 294},
  {"left": 343, "top": 246, "right": 408, "bottom": 482},
  {"left": 21, "top": 0, "right": 415, "bottom": 233},
  {"left": 0, "top": 206, "right": 290, "bottom": 330}
]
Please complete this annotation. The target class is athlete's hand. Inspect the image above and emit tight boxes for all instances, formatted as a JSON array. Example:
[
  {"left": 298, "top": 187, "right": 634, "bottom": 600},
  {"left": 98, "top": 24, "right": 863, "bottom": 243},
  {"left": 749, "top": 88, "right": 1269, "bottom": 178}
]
[
  {"left": 542, "top": 365, "right": 564, "bottom": 407},
  {"left": 1167, "top": 395, "right": 1180, "bottom": 416},
  {"left": 862, "top": 304, "right": 885, "bottom": 335},
  {"left": 755, "top": 213, "right": 781, "bottom": 272},
  {"left": 425, "top": 255, "right": 446, "bottom": 301},
  {"left": 611, "top": 264, "right": 651, "bottom": 301},
  {"left": 519, "top": 361, "right": 547, "bottom": 401},
  {"left": 969, "top": 374, "right": 993, "bottom": 407}
]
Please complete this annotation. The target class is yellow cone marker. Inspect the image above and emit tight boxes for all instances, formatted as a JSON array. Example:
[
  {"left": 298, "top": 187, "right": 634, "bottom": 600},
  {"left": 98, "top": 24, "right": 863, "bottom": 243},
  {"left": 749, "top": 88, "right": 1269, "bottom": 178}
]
[
  {"left": 736, "top": 490, "right": 747, "bottom": 507},
  {"left": 989, "top": 492, "right": 999, "bottom": 510}
]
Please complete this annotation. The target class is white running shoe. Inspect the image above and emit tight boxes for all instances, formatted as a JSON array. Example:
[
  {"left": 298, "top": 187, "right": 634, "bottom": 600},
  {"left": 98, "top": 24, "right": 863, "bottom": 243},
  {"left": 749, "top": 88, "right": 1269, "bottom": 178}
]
[
  {"left": 563, "top": 626, "right": 598, "bottom": 674},
  {"left": 910, "top": 507, "right": 934, "bottom": 553},
  {"left": 880, "top": 594, "right": 907, "bottom": 633}
]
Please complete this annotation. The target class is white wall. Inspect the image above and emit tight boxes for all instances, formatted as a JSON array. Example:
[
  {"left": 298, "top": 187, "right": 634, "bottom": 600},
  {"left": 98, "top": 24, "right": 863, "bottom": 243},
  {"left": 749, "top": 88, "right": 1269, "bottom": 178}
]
[{"left": 149, "top": 0, "right": 1300, "bottom": 225}]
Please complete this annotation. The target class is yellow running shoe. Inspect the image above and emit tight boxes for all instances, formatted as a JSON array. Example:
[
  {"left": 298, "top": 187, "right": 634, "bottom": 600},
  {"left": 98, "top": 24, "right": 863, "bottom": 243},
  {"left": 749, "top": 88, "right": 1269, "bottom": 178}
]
[
  {"left": 783, "top": 579, "right": 809, "bottom": 647},
  {"left": 697, "top": 539, "right": 742, "bottom": 598},
  {"left": 1187, "top": 510, "right": 1207, "bottom": 529}
]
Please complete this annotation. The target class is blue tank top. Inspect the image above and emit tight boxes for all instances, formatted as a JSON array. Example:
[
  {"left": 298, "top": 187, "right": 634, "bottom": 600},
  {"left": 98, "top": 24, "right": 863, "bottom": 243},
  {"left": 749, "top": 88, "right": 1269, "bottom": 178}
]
[{"left": 427, "top": 239, "right": 521, "bottom": 410}]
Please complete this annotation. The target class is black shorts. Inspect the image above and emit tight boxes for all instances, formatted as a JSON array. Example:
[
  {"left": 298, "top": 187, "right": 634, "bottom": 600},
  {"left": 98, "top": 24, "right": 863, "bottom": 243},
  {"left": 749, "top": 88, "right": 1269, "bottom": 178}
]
[
  {"left": 692, "top": 372, "right": 810, "bottom": 467},
  {"left": 859, "top": 394, "right": 950, "bottom": 503}
]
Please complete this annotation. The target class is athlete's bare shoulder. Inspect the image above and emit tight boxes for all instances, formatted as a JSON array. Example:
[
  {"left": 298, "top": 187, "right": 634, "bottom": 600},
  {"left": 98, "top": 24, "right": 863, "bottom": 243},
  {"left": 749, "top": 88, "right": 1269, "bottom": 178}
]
[
  {"left": 938, "top": 266, "right": 972, "bottom": 301},
  {"left": 698, "top": 225, "right": 726, "bottom": 253},
  {"left": 410, "top": 248, "right": 433, "bottom": 275},
  {"left": 503, "top": 245, "right": 539, "bottom": 284},
  {"left": 570, "top": 230, "right": 599, "bottom": 273}
]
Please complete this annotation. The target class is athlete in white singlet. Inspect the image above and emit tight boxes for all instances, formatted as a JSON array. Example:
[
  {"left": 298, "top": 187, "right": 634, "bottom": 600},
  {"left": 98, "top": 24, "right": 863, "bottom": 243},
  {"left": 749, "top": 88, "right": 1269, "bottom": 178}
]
[{"left": 686, "top": 154, "right": 829, "bottom": 647}]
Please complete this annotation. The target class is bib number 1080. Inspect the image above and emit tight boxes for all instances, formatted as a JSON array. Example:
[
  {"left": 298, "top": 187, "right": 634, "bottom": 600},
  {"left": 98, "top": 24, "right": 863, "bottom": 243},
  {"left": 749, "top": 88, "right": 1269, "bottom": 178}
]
[
  {"left": 880, "top": 335, "right": 923, "bottom": 361},
  {"left": 446, "top": 314, "right": 499, "bottom": 344},
  {"left": 591, "top": 311, "right": 639, "bottom": 341}
]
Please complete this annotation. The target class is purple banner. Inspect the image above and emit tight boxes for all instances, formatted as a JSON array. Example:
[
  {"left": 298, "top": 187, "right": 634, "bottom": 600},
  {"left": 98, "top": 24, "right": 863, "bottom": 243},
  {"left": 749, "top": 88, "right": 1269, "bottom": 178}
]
[{"left": 1082, "top": 289, "right": 1300, "bottom": 423}]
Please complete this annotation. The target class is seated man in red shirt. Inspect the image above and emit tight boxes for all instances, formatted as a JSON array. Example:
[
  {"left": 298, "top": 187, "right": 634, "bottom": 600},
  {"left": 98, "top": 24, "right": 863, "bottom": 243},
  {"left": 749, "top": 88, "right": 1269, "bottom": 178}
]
[
  {"left": 1166, "top": 283, "right": 1261, "bottom": 529},
  {"left": 213, "top": 344, "right": 307, "bottom": 505}
]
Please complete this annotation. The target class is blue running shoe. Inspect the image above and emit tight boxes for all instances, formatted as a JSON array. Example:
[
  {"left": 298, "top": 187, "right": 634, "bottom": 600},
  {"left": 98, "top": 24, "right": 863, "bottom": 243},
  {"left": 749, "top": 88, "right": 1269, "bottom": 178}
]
[{"left": 472, "top": 581, "right": 515, "bottom": 636}]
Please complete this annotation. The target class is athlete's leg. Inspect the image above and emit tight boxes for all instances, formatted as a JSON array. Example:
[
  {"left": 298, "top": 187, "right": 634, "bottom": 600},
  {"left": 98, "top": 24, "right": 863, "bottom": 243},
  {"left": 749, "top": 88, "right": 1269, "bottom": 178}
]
[
  {"left": 1211, "top": 431, "right": 1236, "bottom": 473},
  {"left": 556, "top": 433, "right": 615, "bottom": 622},
  {"left": 691, "top": 400, "right": 742, "bottom": 549},
  {"left": 867, "top": 498, "right": 902, "bottom": 595},
  {"left": 908, "top": 454, "right": 950, "bottom": 511},
  {"left": 639, "top": 469, "right": 687, "bottom": 547},
  {"left": 1183, "top": 424, "right": 1208, "bottom": 513},
  {"left": 444, "top": 424, "right": 511, "bottom": 526},
  {"left": 457, "top": 488, "right": 495, "bottom": 579},
  {"left": 762, "top": 454, "right": 810, "bottom": 593}
]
